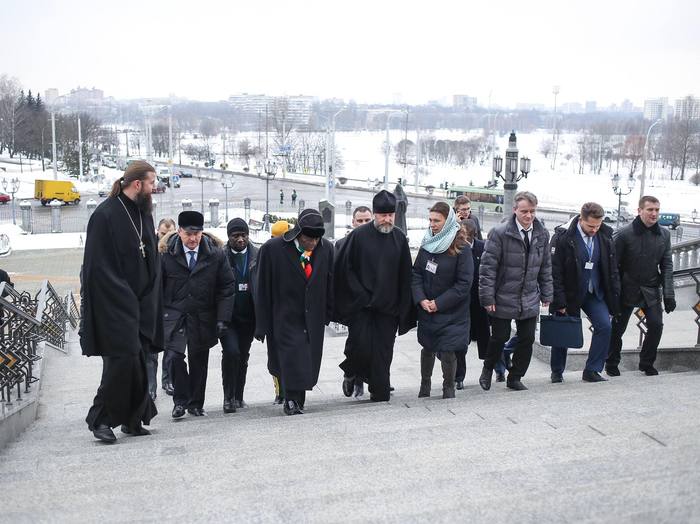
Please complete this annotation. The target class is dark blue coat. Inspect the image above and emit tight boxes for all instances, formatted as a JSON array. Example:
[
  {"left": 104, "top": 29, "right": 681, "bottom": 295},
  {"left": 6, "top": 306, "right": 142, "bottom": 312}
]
[{"left": 412, "top": 245, "right": 474, "bottom": 352}]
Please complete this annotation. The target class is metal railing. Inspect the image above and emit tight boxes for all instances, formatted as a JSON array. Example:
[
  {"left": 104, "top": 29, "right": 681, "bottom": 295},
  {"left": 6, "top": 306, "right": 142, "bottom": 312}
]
[{"left": 1, "top": 280, "right": 79, "bottom": 406}]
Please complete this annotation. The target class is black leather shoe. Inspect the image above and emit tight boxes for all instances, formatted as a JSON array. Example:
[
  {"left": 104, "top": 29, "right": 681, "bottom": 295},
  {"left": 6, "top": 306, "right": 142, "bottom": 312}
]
[
  {"left": 506, "top": 380, "right": 528, "bottom": 391},
  {"left": 223, "top": 399, "right": 236, "bottom": 414},
  {"left": 92, "top": 424, "right": 117, "bottom": 443},
  {"left": 187, "top": 407, "right": 206, "bottom": 416},
  {"left": 164, "top": 382, "right": 174, "bottom": 396},
  {"left": 172, "top": 405, "right": 186, "bottom": 418},
  {"left": 389, "top": 385, "right": 395, "bottom": 392},
  {"left": 551, "top": 372, "right": 563, "bottom": 383},
  {"left": 640, "top": 365, "right": 659, "bottom": 376},
  {"left": 582, "top": 370, "right": 607, "bottom": 382},
  {"left": 273, "top": 394, "right": 284, "bottom": 405},
  {"left": 479, "top": 366, "right": 492, "bottom": 391},
  {"left": 605, "top": 365, "right": 620, "bottom": 377},
  {"left": 495, "top": 372, "right": 506, "bottom": 382},
  {"left": 234, "top": 400, "right": 247, "bottom": 409},
  {"left": 283, "top": 400, "right": 303, "bottom": 415},
  {"left": 455, "top": 380, "right": 464, "bottom": 390},
  {"left": 121, "top": 424, "right": 151, "bottom": 436},
  {"left": 342, "top": 376, "right": 355, "bottom": 397}
]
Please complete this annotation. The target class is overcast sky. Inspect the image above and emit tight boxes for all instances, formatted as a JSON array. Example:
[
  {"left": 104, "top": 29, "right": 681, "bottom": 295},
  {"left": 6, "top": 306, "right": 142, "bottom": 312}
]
[{"left": 2, "top": 0, "right": 699, "bottom": 107}]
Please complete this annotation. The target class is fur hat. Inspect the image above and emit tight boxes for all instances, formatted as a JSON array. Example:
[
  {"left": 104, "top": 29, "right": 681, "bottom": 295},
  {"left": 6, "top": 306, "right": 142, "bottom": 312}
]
[{"left": 178, "top": 211, "right": 204, "bottom": 231}]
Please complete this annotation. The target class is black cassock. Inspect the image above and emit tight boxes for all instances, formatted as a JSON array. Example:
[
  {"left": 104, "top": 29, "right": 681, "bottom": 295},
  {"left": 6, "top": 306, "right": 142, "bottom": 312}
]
[
  {"left": 333, "top": 222, "right": 414, "bottom": 400},
  {"left": 254, "top": 237, "right": 333, "bottom": 395},
  {"left": 80, "top": 195, "right": 163, "bottom": 430}
]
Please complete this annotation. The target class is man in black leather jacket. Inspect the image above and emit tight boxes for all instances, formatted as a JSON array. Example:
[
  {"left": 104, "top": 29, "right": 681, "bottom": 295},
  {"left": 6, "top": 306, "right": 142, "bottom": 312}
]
[{"left": 605, "top": 196, "right": 675, "bottom": 376}]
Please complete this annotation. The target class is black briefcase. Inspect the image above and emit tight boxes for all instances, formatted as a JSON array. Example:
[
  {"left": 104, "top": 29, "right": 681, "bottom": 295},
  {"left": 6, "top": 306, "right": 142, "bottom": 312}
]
[{"left": 539, "top": 315, "right": 584, "bottom": 349}]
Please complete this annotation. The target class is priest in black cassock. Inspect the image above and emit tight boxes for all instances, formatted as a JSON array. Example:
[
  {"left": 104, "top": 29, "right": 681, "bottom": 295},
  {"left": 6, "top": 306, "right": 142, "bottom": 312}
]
[
  {"left": 334, "top": 190, "right": 415, "bottom": 402},
  {"left": 254, "top": 209, "right": 334, "bottom": 415},
  {"left": 80, "top": 160, "right": 163, "bottom": 443}
]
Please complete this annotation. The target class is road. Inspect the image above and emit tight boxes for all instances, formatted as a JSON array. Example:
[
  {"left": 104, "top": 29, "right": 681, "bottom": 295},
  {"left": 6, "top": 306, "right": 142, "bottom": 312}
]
[{"left": 2, "top": 168, "right": 699, "bottom": 241}]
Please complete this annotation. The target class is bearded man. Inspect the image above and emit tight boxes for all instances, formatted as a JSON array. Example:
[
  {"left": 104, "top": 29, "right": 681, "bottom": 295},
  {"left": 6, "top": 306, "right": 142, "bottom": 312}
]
[{"left": 81, "top": 160, "right": 164, "bottom": 443}]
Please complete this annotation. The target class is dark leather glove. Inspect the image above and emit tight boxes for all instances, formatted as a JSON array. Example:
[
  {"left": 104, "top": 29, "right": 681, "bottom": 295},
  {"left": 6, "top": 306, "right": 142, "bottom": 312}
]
[
  {"left": 664, "top": 298, "right": 676, "bottom": 314},
  {"left": 216, "top": 321, "right": 228, "bottom": 337}
]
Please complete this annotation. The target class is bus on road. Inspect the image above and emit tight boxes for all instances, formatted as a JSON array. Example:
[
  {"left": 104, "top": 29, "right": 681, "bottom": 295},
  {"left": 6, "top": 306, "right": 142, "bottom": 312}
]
[{"left": 447, "top": 186, "right": 505, "bottom": 213}]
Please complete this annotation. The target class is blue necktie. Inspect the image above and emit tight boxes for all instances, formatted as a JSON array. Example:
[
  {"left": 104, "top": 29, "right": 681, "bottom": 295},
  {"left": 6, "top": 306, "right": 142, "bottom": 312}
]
[
  {"left": 187, "top": 251, "right": 196, "bottom": 271},
  {"left": 586, "top": 236, "right": 593, "bottom": 293}
]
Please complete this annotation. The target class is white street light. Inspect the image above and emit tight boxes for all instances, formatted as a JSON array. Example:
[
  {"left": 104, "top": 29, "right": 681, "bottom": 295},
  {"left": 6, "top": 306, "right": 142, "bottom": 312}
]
[{"left": 640, "top": 118, "right": 662, "bottom": 198}]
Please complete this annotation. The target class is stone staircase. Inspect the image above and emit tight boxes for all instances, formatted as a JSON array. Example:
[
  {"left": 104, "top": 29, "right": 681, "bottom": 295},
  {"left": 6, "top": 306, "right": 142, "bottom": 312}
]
[{"left": 1, "top": 331, "right": 699, "bottom": 523}]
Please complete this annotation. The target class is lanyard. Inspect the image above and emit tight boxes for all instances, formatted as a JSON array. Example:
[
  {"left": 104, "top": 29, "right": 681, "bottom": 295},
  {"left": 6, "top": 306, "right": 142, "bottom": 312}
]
[
  {"left": 234, "top": 250, "right": 249, "bottom": 279},
  {"left": 584, "top": 235, "right": 593, "bottom": 261}
]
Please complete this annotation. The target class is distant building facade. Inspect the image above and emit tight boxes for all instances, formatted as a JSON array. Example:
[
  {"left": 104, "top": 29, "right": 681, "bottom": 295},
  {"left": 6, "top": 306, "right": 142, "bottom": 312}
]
[
  {"left": 643, "top": 98, "right": 669, "bottom": 121},
  {"left": 674, "top": 96, "right": 700, "bottom": 120},
  {"left": 453, "top": 95, "right": 477, "bottom": 109}
]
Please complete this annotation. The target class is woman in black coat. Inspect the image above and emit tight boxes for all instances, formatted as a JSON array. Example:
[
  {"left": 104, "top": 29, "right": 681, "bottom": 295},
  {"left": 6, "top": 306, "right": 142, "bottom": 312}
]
[
  {"left": 455, "top": 218, "right": 492, "bottom": 388},
  {"left": 412, "top": 202, "right": 474, "bottom": 399}
]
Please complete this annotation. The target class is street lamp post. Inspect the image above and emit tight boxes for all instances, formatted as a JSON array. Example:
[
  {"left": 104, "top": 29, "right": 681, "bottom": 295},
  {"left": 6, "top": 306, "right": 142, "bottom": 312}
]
[
  {"left": 1, "top": 177, "right": 21, "bottom": 225},
  {"left": 611, "top": 173, "right": 636, "bottom": 230},
  {"left": 221, "top": 173, "right": 234, "bottom": 223},
  {"left": 256, "top": 159, "right": 277, "bottom": 231},
  {"left": 640, "top": 118, "right": 662, "bottom": 198},
  {"left": 491, "top": 132, "right": 530, "bottom": 217}
]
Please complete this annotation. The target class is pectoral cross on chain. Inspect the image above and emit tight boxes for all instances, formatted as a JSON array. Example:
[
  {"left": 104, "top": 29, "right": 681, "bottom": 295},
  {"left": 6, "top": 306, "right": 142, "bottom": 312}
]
[{"left": 139, "top": 241, "right": 146, "bottom": 258}]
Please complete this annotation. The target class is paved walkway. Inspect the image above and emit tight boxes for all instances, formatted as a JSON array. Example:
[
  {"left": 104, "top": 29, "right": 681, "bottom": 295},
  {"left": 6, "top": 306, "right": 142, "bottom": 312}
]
[{"left": 1, "top": 328, "right": 699, "bottom": 523}]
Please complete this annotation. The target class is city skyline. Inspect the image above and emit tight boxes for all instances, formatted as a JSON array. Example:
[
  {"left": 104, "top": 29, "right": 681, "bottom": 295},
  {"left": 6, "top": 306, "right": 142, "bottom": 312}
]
[{"left": 2, "top": 0, "right": 699, "bottom": 108}]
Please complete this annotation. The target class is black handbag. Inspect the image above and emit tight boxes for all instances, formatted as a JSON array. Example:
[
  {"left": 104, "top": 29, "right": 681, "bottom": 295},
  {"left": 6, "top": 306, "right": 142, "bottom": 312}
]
[{"left": 539, "top": 314, "right": 584, "bottom": 349}]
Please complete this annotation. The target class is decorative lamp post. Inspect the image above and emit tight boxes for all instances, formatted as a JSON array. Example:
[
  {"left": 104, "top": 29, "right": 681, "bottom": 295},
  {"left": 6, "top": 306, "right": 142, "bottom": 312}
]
[
  {"left": 257, "top": 159, "right": 277, "bottom": 231},
  {"left": 611, "top": 173, "right": 635, "bottom": 230},
  {"left": 491, "top": 132, "right": 531, "bottom": 216},
  {"left": 221, "top": 173, "right": 234, "bottom": 223},
  {"left": 2, "top": 177, "right": 21, "bottom": 225}
]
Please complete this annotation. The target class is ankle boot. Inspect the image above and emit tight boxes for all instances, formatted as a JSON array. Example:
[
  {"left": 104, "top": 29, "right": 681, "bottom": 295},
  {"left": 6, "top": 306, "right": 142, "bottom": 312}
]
[
  {"left": 419, "top": 349, "right": 435, "bottom": 397},
  {"left": 441, "top": 352, "right": 457, "bottom": 399}
]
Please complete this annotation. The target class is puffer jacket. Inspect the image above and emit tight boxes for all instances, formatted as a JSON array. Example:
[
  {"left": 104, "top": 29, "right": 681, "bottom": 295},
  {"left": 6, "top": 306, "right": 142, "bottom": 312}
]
[
  {"left": 614, "top": 216, "right": 674, "bottom": 307},
  {"left": 479, "top": 215, "right": 553, "bottom": 320}
]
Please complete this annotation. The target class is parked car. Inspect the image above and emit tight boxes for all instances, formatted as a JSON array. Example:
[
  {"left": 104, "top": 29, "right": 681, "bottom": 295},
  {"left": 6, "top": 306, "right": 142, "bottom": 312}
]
[
  {"left": 178, "top": 170, "right": 193, "bottom": 178},
  {"left": 603, "top": 210, "right": 618, "bottom": 223},
  {"left": 98, "top": 187, "right": 109, "bottom": 198},
  {"left": 658, "top": 212, "right": 681, "bottom": 230},
  {"left": 0, "top": 192, "right": 10, "bottom": 204},
  {"left": 152, "top": 181, "right": 167, "bottom": 194}
]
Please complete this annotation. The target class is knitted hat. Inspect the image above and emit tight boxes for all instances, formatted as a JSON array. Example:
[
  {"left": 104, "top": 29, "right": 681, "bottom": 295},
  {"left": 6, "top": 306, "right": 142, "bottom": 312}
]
[
  {"left": 271, "top": 220, "right": 290, "bottom": 238},
  {"left": 372, "top": 190, "right": 397, "bottom": 213},
  {"left": 227, "top": 217, "right": 249, "bottom": 236}
]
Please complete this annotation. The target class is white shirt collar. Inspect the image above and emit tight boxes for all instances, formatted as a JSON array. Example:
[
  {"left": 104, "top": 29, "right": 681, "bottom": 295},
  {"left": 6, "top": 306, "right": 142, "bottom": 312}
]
[
  {"left": 515, "top": 219, "right": 533, "bottom": 233},
  {"left": 183, "top": 244, "right": 200, "bottom": 256},
  {"left": 231, "top": 246, "right": 247, "bottom": 255}
]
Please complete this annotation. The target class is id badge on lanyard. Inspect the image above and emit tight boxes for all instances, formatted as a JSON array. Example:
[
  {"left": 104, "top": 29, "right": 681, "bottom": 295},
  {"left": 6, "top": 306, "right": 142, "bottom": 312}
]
[{"left": 426, "top": 259, "right": 438, "bottom": 274}]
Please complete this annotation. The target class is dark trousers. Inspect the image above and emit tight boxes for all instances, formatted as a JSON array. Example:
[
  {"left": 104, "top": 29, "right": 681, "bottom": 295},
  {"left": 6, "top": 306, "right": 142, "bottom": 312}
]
[
  {"left": 455, "top": 334, "right": 489, "bottom": 382},
  {"left": 607, "top": 301, "right": 664, "bottom": 369},
  {"left": 170, "top": 347, "right": 210, "bottom": 409},
  {"left": 551, "top": 292, "right": 612, "bottom": 374},
  {"left": 484, "top": 316, "right": 537, "bottom": 380},
  {"left": 340, "top": 310, "right": 399, "bottom": 402},
  {"left": 145, "top": 350, "right": 171, "bottom": 398},
  {"left": 86, "top": 338, "right": 157, "bottom": 430},
  {"left": 220, "top": 321, "right": 255, "bottom": 402}
]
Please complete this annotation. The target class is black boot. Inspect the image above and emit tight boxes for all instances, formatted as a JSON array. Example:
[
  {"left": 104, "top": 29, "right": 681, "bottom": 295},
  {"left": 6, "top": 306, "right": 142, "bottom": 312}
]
[
  {"left": 419, "top": 349, "right": 435, "bottom": 397},
  {"left": 441, "top": 352, "right": 457, "bottom": 399}
]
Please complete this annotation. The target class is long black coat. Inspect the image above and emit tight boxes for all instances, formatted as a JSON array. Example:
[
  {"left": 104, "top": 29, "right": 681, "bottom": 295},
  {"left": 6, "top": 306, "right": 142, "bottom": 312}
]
[
  {"left": 549, "top": 217, "right": 621, "bottom": 316},
  {"left": 160, "top": 232, "right": 235, "bottom": 353},
  {"left": 225, "top": 242, "right": 259, "bottom": 324},
  {"left": 412, "top": 245, "right": 474, "bottom": 352},
  {"left": 254, "top": 237, "right": 334, "bottom": 391},
  {"left": 614, "top": 216, "right": 674, "bottom": 307},
  {"left": 469, "top": 239, "right": 490, "bottom": 345},
  {"left": 80, "top": 196, "right": 163, "bottom": 357}
]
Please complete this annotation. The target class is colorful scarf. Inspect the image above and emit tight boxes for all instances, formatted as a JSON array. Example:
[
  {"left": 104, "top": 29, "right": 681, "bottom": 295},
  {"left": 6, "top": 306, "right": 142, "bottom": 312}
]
[
  {"left": 421, "top": 207, "right": 460, "bottom": 254},
  {"left": 299, "top": 250, "right": 313, "bottom": 279}
]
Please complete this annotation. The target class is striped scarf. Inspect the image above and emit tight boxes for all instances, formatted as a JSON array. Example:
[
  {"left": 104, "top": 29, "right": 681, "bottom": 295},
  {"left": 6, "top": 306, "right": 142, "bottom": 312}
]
[{"left": 421, "top": 207, "right": 460, "bottom": 254}]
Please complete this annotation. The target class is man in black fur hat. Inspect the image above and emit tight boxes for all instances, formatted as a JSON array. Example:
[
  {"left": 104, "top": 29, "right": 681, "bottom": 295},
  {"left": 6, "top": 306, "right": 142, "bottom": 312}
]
[
  {"left": 333, "top": 190, "right": 415, "bottom": 402},
  {"left": 255, "top": 209, "right": 334, "bottom": 415},
  {"left": 160, "top": 211, "right": 234, "bottom": 419}
]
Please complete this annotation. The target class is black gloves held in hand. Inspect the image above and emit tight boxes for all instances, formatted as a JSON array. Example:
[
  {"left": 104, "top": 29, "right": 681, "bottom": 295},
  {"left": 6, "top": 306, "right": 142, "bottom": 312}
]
[{"left": 664, "top": 298, "right": 676, "bottom": 314}]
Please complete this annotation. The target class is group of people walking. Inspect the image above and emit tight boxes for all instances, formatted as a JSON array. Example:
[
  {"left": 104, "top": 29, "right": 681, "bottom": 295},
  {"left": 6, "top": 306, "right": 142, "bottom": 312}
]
[{"left": 79, "top": 160, "right": 676, "bottom": 443}]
